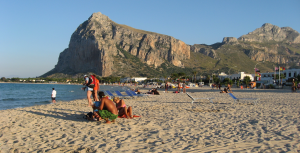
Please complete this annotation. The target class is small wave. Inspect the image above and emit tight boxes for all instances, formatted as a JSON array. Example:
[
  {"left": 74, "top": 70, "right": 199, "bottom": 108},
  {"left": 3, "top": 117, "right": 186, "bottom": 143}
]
[
  {"left": 70, "top": 91, "right": 74, "bottom": 92},
  {"left": 1, "top": 98, "right": 16, "bottom": 101}
]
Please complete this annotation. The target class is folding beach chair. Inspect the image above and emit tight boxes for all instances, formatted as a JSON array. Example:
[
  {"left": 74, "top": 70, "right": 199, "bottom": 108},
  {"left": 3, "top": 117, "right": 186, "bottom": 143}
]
[
  {"left": 105, "top": 90, "right": 115, "bottom": 98},
  {"left": 115, "top": 90, "right": 132, "bottom": 99},
  {"left": 186, "top": 92, "right": 214, "bottom": 104},
  {"left": 228, "top": 93, "right": 259, "bottom": 105}
]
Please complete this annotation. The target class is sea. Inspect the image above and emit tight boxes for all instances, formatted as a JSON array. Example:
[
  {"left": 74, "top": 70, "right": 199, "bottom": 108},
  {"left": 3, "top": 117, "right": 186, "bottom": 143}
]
[{"left": 0, "top": 83, "right": 130, "bottom": 110}]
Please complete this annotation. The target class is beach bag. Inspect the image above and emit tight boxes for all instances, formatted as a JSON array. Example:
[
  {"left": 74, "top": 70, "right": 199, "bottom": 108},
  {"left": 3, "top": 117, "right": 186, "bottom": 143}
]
[{"left": 86, "top": 75, "right": 95, "bottom": 88}]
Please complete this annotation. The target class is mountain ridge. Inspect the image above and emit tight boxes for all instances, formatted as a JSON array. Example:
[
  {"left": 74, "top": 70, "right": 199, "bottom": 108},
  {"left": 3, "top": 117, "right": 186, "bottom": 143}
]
[{"left": 41, "top": 12, "right": 300, "bottom": 78}]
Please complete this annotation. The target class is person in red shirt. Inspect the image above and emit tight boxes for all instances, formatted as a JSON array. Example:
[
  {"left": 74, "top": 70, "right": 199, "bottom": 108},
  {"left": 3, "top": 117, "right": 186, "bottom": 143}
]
[{"left": 92, "top": 74, "right": 100, "bottom": 101}]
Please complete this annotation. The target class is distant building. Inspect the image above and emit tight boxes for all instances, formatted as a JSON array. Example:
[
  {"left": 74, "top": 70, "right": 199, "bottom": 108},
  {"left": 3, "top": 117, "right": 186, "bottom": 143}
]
[
  {"left": 217, "top": 72, "right": 254, "bottom": 81},
  {"left": 120, "top": 77, "right": 147, "bottom": 83},
  {"left": 260, "top": 68, "right": 300, "bottom": 84},
  {"left": 230, "top": 72, "right": 254, "bottom": 81},
  {"left": 218, "top": 72, "right": 230, "bottom": 81},
  {"left": 35, "top": 80, "right": 45, "bottom": 83}
]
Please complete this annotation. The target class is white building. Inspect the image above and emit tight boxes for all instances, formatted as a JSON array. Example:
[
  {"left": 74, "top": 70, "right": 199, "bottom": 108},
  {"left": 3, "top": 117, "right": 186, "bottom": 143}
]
[
  {"left": 218, "top": 72, "right": 230, "bottom": 81},
  {"left": 229, "top": 72, "right": 254, "bottom": 81},
  {"left": 260, "top": 68, "right": 300, "bottom": 84},
  {"left": 120, "top": 77, "right": 147, "bottom": 83},
  {"left": 283, "top": 68, "right": 300, "bottom": 79}
]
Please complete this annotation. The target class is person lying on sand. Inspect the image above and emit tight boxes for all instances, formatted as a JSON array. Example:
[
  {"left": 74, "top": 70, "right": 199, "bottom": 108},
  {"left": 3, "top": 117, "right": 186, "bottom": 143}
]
[
  {"left": 93, "top": 91, "right": 118, "bottom": 124},
  {"left": 113, "top": 97, "right": 133, "bottom": 119},
  {"left": 147, "top": 88, "right": 154, "bottom": 94}
]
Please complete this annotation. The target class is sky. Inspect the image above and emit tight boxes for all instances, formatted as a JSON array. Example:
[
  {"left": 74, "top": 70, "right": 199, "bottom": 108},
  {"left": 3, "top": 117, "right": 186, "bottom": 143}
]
[{"left": 0, "top": 0, "right": 299, "bottom": 78}]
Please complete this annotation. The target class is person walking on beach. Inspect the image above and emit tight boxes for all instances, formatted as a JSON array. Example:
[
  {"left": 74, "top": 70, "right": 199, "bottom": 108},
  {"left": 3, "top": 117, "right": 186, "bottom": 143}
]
[
  {"left": 51, "top": 88, "right": 56, "bottom": 103},
  {"left": 292, "top": 80, "right": 296, "bottom": 93},
  {"left": 165, "top": 82, "right": 168, "bottom": 93},
  {"left": 177, "top": 81, "right": 181, "bottom": 93},
  {"left": 83, "top": 75, "right": 95, "bottom": 107},
  {"left": 182, "top": 81, "right": 186, "bottom": 93}
]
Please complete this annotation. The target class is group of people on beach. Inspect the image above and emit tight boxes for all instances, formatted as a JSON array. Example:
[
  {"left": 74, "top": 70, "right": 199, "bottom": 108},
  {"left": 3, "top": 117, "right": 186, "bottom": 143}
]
[
  {"left": 87, "top": 91, "right": 134, "bottom": 124},
  {"left": 82, "top": 74, "right": 134, "bottom": 124}
]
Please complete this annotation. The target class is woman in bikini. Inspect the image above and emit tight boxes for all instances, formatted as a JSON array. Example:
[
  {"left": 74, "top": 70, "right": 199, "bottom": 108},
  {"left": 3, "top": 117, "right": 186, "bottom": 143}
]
[{"left": 113, "top": 97, "right": 133, "bottom": 119}]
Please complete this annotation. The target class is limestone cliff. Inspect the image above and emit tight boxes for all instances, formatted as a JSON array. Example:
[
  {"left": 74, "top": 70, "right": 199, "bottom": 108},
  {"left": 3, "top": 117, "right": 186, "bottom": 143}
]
[
  {"left": 235, "top": 23, "right": 300, "bottom": 64},
  {"left": 190, "top": 44, "right": 218, "bottom": 59},
  {"left": 238, "top": 23, "right": 300, "bottom": 43},
  {"left": 51, "top": 12, "right": 190, "bottom": 77}
]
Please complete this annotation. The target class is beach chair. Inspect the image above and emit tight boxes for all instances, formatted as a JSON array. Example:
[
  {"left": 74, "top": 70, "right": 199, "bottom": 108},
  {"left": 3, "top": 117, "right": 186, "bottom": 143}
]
[
  {"left": 186, "top": 92, "right": 214, "bottom": 104},
  {"left": 126, "top": 90, "right": 148, "bottom": 98},
  {"left": 115, "top": 90, "right": 132, "bottom": 99},
  {"left": 129, "top": 90, "right": 149, "bottom": 98},
  {"left": 228, "top": 93, "right": 259, "bottom": 105},
  {"left": 105, "top": 90, "right": 115, "bottom": 98}
]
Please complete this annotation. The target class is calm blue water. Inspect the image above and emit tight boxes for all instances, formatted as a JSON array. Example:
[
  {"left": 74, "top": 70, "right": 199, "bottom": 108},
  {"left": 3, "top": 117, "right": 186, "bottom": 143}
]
[{"left": 0, "top": 83, "right": 129, "bottom": 110}]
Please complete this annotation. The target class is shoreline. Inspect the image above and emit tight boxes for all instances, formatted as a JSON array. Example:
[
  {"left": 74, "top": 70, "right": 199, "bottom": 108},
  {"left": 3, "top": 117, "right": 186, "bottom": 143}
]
[
  {"left": 0, "top": 82, "right": 82, "bottom": 85},
  {"left": 0, "top": 87, "right": 299, "bottom": 152}
]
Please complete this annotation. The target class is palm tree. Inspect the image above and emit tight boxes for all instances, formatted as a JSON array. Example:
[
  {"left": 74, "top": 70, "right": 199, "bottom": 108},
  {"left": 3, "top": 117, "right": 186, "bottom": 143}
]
[
  {"left": 206, "top": 74, "right": 211, "bottom": 83},
  {"left": 243, "top": 76, "right": 251, "bottom": 88}
]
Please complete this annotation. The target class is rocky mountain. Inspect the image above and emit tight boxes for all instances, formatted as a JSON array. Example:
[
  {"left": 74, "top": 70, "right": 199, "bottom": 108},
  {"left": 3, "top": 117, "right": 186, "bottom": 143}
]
[
  {"left": 238, "top": 23, "right": 300, "bottom": 43},
  {"left": 42, "top": 13, "right": 300, "bottom": 78},
  {"left": 189, "top": 23, "right": 300, "bottom": 71},
  {"left": 43, "top": 12, "right": 190, "bottom": 77}
]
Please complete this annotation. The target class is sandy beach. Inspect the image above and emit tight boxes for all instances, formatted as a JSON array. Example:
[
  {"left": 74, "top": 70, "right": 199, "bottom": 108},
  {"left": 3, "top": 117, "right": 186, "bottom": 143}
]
[{"left": 1, "top": 87, "right": 300, "bottom": 152}]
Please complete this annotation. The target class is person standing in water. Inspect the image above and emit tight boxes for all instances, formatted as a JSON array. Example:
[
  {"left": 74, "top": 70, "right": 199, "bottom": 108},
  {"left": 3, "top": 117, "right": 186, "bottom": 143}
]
[{"left": 51, "top": 88, "right": 56, "bottom": 103}]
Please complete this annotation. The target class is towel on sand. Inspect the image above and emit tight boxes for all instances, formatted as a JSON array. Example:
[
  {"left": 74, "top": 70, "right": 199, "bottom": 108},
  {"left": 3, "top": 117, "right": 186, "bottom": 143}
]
[{"left": 118, "top": 114, "right": 140, "bottom": 118}]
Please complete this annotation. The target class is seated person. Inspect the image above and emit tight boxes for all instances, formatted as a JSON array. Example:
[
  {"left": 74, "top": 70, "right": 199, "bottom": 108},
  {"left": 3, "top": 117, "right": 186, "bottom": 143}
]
[
  {"left": 147, "top": 88, "right": 154, "bottom": 94},
  {"left": 135, "top": 88, "right": 141, "bottom": 94},
  {"left": 227, "top": 84, "right": 233, "bottom": 93},
  {"left": 113, "top": 97, "right": 133, "bottom": 119},
  {"left": 220, "top": 87, "right": 228, "bottom": 93},
  {"left": 153, "top": 88, "right": 160, "bottom": 95},
  {"left": 93, "top": 91, "right": 118, "bottom": 124}
]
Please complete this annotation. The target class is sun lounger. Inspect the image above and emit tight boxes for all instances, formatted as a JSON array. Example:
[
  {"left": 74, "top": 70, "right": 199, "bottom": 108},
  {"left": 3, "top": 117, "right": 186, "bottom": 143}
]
[
  {"left": 115, "top": 90, "right": 132, "bottom": 99},
  {"left": 126, "top": 90, "right": 148, "bottom": 98},
  {"left": 186, "top": 92, "right": 214, "bottom": 104},
  {"left": 129, "top": 90, "right": 149, "bottom": 98},
  {"left": 228, "top": 93, "right": 259, "bottom": 105},
  {"left": 105, "top": 90, "right": 115, "bottom": 98}
]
